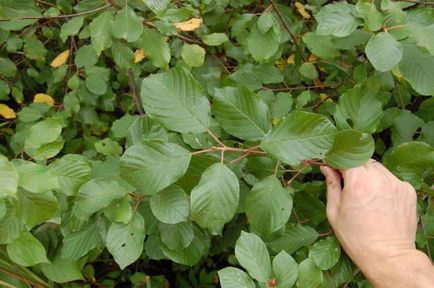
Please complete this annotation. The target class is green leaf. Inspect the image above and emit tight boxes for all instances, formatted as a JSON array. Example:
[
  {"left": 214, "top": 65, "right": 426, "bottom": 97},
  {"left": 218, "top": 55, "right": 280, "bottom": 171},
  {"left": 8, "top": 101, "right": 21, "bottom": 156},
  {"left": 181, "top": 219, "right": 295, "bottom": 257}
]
[
  {"left": 334, "top": 88, "right": 383, "bottom": 133},
  {"left": 315, "top": 3, "right": 360, "bottom": 37},
  {"left": 0, "top": 0, "right": 41, "bottom": 31},
  {"left": 19, "top": 190, "right": 59, "bottom": 227},
  {"left": 190, "top": 163, "right": 239, "bottom": 232},
  {"left": 103, "top": 196, "right": 132, "bottom": 224},
  {"left": 212, "top": 86, "right": 271, "bottom": 141},
  {"left": 112, "top": 42, "right": 134, "bottom": 68},
  {"left": 50, "top": 154, "right": 91, "bottom": 196},
  {"left": 273, "top": 250, "right": 298, "bottom": 288},
  {"left": 160, "top": 226, "right": 209, "bottom": 266},
  {"left": 126, "top": 116, "right": 168, "bottom": 145},
  {"left": 23, "top": 38, "right": 46, "bottom": 61},
  {"left": 296, "top": 258, "right": 323, "bottom": 288},
  {"left": 112, "top": 6, "right": 143, "bottom": 43},
  {"left": 61, "top": 219, "right": 103, "bottom": 260},
  {"left": 150, "top": 185, "right": 189, "bottom": 224},
  {"left": 73, "top": 179, "right": 127, "bottom": 220},
  {"left": 181, "top": 44, "right": 205, "bottom": 67},
  {"left": 261, "top": 111, "right": 337, "bottom": 166},
  {"left": 24, "top": 118, "right": 64, "bottom": 160},
  {"left": 245, "top": 176, "right": 292, "bottom": 237},
  {"left": 75, "top": 45, "right": 98, "bottom": 69},
  {"left": 107, "top": 213, "right": 146, "bottom": 269},
  {"left": 365, "top": 32, "right": 402, "bottom": 72},
  {"left": 356, "top": 2, "right": 383, "bottom": 32},
  {"left": 202, "top": 33, "right": 229, "bottom": 46},
  {"left": 235, "top": 231, "right": 271, "bottom": 282},
  {"left": 218, "top": 267, "right": 255, "bottom": 288},
  {"left": 269, "top": 224, "right": 319, "bottom": 254},
  {"left": 407, "top": 24, "right": 434, "bottom": 55},
  {"left": 399, "top": 43, "right": 434, "bottom": 96},
  {"left": 60, "top": 16, "right": 84, "bottom": 42},
  {"left": 120, "top": 142, "right": 191, "bottom": 195},
  {"left": 390, "top": 110, "right": 424, "bottom": 146},
  {"left": 85, "top": 66, "right": 110, "bottom": 95},
  {"left": 143, "top": 0, "right": 170, "bottom": 14},
  {"left": 7, "top": 231, "right": 49, "bottom": 266},
  {"left": 309, "top": 236, "right": 341, "bottom": 270},
  {"left": 383, "top": 142, "right": 434, "bottom": 186},
  {"left": 257, "top": 11, "right": 275, "bottom": 33},
  {"left": 140, "top": 67, "right": 210, "bottom": 133},
  {"left": 0, "top": 155, "right": 18, "bottom": 198},
  {"left": 325, "top": 129, "right": 375, "bottom": 169},
  {"left": 41, "top": 257, "right": 84, "bottom": 283},
  {"left": 111, "top": 114, "right": 139, "bottom": 139},
  {"left": 299, "top": 62, "right": 318, "bottom": 80},
  {"left": 303, "top": 32, "right": 340, "bottom": 59},
  {"left": 14, "top": 160, "right": 59, "bottom": 193},
  {"left": 0, "top": 57, "right": 17, "bottom": 77},
  {"left": 159, "top": 221, "right": 194, "bottom": 250},
  {"left": 247, "top": 23, "right": 280, "bottom": 62},
  {"left": 139, "top": 28, "right": 170, "bottom": 68},
  {"left": 89, "top": 11, "right": 113, "bottom": 56}
]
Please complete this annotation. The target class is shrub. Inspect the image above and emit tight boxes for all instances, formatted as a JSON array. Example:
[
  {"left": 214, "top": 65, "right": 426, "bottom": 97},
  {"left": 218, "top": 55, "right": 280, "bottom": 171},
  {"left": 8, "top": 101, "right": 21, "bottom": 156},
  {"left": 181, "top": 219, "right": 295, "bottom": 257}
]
[{"left": 0, "top": 0, "right": 433, "bottom": 287}]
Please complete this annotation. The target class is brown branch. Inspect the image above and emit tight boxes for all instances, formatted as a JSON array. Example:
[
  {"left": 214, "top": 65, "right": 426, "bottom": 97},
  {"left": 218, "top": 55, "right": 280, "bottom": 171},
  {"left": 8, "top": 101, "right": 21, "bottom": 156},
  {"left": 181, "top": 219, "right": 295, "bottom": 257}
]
[
  {"left": 0, "top": 268, "right": 48, "bottom": 288},
  {"left": 269, "top": 0, "right": 306, "bottom": 62},
  {"left": 0, "top": 4, "right": 112, "bottom": 21},
  {"left": 398, "top": 0, "right": 434, "bottom": 5},
  {"left": 207, "top": 129, "right": 226, "bottom": 147},
  {"left": 127, "top": 68, "right": 145, "bottom": 115}
]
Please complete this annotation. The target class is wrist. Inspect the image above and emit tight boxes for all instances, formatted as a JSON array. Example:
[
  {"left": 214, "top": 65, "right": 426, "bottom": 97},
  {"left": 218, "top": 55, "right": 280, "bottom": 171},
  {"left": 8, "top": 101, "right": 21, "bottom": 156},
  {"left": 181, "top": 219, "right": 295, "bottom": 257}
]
[{"left": 365, "top": 250, "right": 434, "bottom": 288}]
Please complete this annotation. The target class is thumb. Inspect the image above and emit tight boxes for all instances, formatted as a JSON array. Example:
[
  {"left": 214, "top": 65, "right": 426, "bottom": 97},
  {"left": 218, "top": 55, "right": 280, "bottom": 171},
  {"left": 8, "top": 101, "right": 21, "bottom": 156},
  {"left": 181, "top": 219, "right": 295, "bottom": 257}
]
[{"left": 320, "top": 165, "right": 342, "bottom": 221}]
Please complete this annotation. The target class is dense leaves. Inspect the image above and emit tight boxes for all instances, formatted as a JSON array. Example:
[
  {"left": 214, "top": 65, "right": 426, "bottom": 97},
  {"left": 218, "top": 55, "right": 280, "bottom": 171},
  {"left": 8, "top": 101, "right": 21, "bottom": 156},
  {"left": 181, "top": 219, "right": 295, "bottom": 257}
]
[{"left": 0, "top": 0, "right": 433, "bottom": 287}]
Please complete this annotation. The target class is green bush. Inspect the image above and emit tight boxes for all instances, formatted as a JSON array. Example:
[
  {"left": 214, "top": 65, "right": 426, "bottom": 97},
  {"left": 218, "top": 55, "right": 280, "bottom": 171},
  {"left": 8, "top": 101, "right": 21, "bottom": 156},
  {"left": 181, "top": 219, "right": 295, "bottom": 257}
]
[{"left": 0, "top": 0, "right": 433, "bottom": 287}]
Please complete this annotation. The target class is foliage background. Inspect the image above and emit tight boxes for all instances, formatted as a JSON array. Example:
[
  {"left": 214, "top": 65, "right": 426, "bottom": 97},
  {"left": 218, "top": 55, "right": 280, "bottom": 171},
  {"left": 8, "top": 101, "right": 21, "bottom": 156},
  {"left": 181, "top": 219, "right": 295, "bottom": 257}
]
[{"left": 0, "top": 0, "right": 433, "bottom": 287}]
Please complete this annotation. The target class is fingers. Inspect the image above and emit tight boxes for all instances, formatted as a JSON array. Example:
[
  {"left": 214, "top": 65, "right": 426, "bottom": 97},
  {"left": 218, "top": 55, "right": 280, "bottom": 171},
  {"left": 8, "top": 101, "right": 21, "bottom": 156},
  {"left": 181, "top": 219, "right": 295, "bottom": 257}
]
[{"left": 320, "top": 165, "right": 342, "bottom": 221}]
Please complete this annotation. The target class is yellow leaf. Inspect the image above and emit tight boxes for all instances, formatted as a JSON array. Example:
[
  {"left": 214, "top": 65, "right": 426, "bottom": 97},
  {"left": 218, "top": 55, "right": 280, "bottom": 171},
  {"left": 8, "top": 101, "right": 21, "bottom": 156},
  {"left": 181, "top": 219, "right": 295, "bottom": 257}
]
[
  {"left": 276, "top": 58, "right": 286, "bottom": 71},
  {"left": 34, "top": 93, "right": 55, "bottom": 106},
  {"left": 308, "top": 53, "right": 317, "bottom": 63},
  {"left": 174, "top": 18, "right": 203, "bottom": 32},
  {"left": 50, "top": 49, "right": 70, "bottom": 68},
  {"left": 287, "top": 54, "right": 295, "bottom": 65},
  {"left": 134, "top": 49, "right": 145, "bottom": 63},
  {"left": 0, "top": 104, "right": 16, "bottom": 119},
  {"left": 320, "top": 93, "right": 333, "bottom": 103},
  {"left": 295, "top": 2, "right": 311, "bottom": 19}
]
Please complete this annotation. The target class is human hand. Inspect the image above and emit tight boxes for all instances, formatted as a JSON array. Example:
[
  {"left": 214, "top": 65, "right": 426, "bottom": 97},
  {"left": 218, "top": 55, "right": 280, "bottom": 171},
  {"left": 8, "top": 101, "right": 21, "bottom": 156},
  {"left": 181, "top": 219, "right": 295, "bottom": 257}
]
[{"left": 321, "top": 160, "right": 434, "bottom": 287}]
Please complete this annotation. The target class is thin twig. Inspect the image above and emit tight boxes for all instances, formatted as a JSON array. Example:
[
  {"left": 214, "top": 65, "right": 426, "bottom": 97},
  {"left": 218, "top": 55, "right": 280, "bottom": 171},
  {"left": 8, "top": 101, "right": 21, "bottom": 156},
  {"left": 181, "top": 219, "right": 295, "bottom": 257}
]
[
  {"left": 207, "top": 130, "right": 226, "bottom": 147},
  {"left": 229, "top": 152, "right": 250, "bottom": 164},
  {"left": 0, "top": 4, "right": 112, "bottom": 21},
  {"left": 273, "top": 160, "right": 280, "bottom": 176},
  {"left": 127, "top": 68, "right": 145, "bottom": 115},
  {"left": 0, "top": 268, "right": 48, "bottom": 288},
  {"left": 399, "top": 0, "right": 434, "bottom": 5},
  {"left": 0, "top": 279, "right": 18, "bottom": 288},
  {"left": 269, "top": 0, "right": 306, "bottom": 62}
]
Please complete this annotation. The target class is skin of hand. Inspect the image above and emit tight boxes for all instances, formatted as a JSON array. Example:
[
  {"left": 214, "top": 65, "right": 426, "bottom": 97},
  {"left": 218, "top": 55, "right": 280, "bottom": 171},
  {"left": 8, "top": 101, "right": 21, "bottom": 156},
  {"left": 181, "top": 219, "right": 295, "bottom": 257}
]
[{"left": 320, "top": 160, "right": 434, "bottom": 288}]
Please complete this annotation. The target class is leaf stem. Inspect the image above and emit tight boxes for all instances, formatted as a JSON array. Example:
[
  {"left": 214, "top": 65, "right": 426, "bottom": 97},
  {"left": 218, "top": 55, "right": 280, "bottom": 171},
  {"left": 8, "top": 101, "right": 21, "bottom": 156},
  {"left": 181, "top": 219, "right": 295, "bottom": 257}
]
[
  {"left": 269, "top": 0, "right": 306, "bottom": 62},
  {"left": 127, "top": 68, "right": 145, "bottom": 115},
  {"left": 207, "top": 129, "right": 226, "bottom": 147},
  {"left": 0, "top": 4, "right": 112, "bottom": 21}
]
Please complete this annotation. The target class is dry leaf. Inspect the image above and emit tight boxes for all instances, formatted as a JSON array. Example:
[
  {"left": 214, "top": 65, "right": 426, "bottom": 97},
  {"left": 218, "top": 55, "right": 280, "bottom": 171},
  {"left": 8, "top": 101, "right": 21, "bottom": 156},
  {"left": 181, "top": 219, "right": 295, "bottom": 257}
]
[
  {"left": 295, "top": 2, "right": 311, "bottom": 19},
  {"left": 287, "top": 54, "right": 295, "bottom": 65},
  {"left": 50, "top": 49, "right": 70, "bottom": 68},
  {"left": 134, "top": 49, "right": 145, "bottom": 63},
  {"left": 0, "top": 104, "right": 16, "bottom": 119},
  {"left": 308, "top": 53, "right": 317, "bottom": 63},
  {"left": 34, "top": 93, "right": 55, "bottom": 106},
  {"left": 174, "top": 18, "right": 203, "bottom": 32}
]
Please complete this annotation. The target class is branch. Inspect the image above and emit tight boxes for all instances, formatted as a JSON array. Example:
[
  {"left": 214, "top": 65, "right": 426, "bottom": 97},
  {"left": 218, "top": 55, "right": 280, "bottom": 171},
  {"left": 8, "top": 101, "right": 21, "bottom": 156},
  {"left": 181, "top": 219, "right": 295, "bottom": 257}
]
[
  {"left": 0, "top": 4, "right": 112, "bottom": 21},
  {"left": 269, "top": 0, "right": 307, "bottom": 62},
  {"left": 398, "top": 0, "right": 434, "bottom": 5},
  {"left": 127, "top": 68, "right": 145, "bottom": 115}
]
